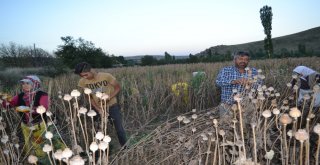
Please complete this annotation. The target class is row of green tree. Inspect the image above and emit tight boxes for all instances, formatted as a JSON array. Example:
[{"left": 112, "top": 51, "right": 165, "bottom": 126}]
[
  {"left": 139, "top": 47, "right": 319, "bottom": 66},
  {"left": 0, "top": 36, "right": 126, "bottom": 71},
  {"left": 1, "top": 36, "right": 319, "bottom": 70}
]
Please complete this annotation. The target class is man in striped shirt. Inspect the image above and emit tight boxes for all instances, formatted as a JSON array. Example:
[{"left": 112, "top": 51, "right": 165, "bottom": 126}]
[{"left": 216, "top": 51, "right": 259, "bottom": 116}]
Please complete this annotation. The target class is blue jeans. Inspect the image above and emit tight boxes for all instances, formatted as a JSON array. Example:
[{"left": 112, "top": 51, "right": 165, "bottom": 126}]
[{"left": 108, "top": 104, "right": 127, "bottom": 146}]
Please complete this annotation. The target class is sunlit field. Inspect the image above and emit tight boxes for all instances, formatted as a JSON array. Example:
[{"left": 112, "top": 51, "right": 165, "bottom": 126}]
[{"left": 1, "top": 57, "right": 320, "bottom": 164}]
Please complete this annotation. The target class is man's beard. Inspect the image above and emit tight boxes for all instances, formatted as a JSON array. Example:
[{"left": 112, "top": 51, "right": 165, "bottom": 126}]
[{"left": 237, "top": 62, "right": 247, "bottom": 69}]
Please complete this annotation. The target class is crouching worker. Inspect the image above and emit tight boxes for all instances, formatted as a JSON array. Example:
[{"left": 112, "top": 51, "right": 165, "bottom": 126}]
[
  {"left": 291, "top": 66, "right": 320, "bottom": 108},
  {"left": 5, "top": 75, "right": 64, "bottom": 164}
]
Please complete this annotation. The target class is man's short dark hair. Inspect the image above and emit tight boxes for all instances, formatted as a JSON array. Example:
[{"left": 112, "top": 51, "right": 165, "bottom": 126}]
[
  {"left": 74, "top": 62, "right": 92, "bottom": 74},
  {"left": 233, "top": 51, "right": 250, "bottom": 60}
]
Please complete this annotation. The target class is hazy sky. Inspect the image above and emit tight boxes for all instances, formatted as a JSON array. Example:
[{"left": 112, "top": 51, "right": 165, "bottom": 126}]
[{"left": 1, "top": 0, "right": 319, "bottom": 56}]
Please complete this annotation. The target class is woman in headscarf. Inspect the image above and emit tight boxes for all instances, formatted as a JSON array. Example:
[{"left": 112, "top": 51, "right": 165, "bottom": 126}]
[
  {"left": 291, "top": 66, "right": 320, "bottom": 107},
  {"left": 7, "top": 75, "right": 49, "bottom": 160}
]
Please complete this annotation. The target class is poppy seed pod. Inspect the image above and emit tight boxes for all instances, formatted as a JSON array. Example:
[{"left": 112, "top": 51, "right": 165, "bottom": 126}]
[
  {"left": 62, "top": 148, "right": 73, "bottom": 159},
  {"left": 95, "top": 91, "right": 103, "bottom": 98},
  {"left": 289, "top": 107, "right": 301, "bottom": 119},
  {"left": 287, "top": 130, "right": 293, "bottom": 137},
  {"left": 262, "top": 110, "right": 272, "bottom": 118},
  {"left": 87, "top": 110, "right": 97, "bottom": 117},
  {"left": 54, "top": 150, "right": 63, "bottom": 160},
  {"left": 70, "top": 89, "right": 81, "bottom": 97},
  {"left": 95, "top": 132, "right": 104, "bottom": 140},
  {"left": 202, "top": 135, "right": 208, "bottom": 141},
  {"left": 192, "top": 127, "right": 196, "bottom": 133},
  {"left": 191, "top": 114, "right": 198, "bottom": 119},
  {"left": 45, "top": 131, "right": 53, "bottom": 140},
  {"left": 264, "top": 150, "right": 275, "bottom": 160},
  {"left": 102, "top": 93, "right": 110, "bottom": 100},
  {"left": 234, "top": 94, "right": 242, "bottom": 102},
  {"left": 69, "top": 155, "right": 85, "bottom": 165},
  {"left": 183, "top": 118, "right": 191, "bottom": 124},
  {"left": 313, "top": 123, "right": 320, "bottom": 135},
  {"left": 28, "top": 155, "right": 38, "bottom": 164},
  {"left": 78, "top": 107, "right": 88, "bottom": 114},
  {"left": 46, "top": 111, "right": 52, "bottom": 117},
  {"left": 98, "top": 141, "right": 109, "bottom": 151},
  {"left": 42, "top": 144, "right": 53, "bottom": 153},
  {"left": 294, "top": 129, "right": 309, "bottom": 142},
  {"left": 213, "top": 119, "right": 218, "bottom": 126},
  {"left": 63, "top": 94, "right": 72, "bottom": 101},
  {"left": 283, "top": 100, "right": 289, "bottom": 105},
  {"left": 177, "top": 116, "right": 184, "bottom": 121},
  {"left": 90, "top": 142, "right": 98, "bottom": 152},
  {"left": 103, "top": 135, "right": 112, "bottom": 143},
  {"left": 36, "top": 105, "right": 46, "bottom": 114},
  {"left": 219, "top": 130, "right": 225, "bottom": 136},
  {"left": 272, "top": 108, "right": 280, "bottom": 115},
  {"left": 279, "top": 114, "right": 292, "bottom": 125},
  {"left": 84, "top": 88, "right": 92, "bottom": 94}
]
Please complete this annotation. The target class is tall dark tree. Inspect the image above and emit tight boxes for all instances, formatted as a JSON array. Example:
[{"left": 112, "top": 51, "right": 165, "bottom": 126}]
[
  {"left": 116, "top": 56, "right": 127, "bottom": 65},
  {"left": 164, "top": 51, "right": 174, "bottom": 63},
  {"left": 298, "top": 44, "right": 306, "bottom": 56},
  {"left": 141, "top": 55, "right": 157, "bottom": 66},
  {"left": 260, "top": 5, "right": 273, "bottom": 58},
  {"left": 55, "top": 36, "right": 112, "bottom": 68},
  {"left": 188, "top": 54, "right": 198, "bottom": 63}
]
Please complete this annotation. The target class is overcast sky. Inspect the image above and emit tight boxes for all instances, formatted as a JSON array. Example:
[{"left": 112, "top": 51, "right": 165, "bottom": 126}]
[{"left": 1, "top": 0, "right": 319, "bottom": 56}]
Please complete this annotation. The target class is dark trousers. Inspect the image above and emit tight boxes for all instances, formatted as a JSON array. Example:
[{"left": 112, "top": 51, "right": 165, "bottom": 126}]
[{"left": 107, "top": 104, "right": 127, "bottom": 146}]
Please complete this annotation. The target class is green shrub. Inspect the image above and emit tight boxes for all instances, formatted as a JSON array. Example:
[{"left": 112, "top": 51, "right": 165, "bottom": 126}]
[
  {"left": 0, "top": 65, "right": 68, "bottom": 91},
  {"left": 40, "top": 60, "right": 69, "bottom": 78}
]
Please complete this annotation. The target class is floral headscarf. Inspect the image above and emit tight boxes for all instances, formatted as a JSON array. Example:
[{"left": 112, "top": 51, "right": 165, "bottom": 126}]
[
  {"left": 20, "top": 75, "right": 41, "bottom": 105},
  {"left": 20, "top": 75, "right": 41, "bottom": 92}
]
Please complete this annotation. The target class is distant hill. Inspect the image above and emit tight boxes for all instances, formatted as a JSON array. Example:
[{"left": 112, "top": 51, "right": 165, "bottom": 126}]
[
  {"left": 196, "top": 26, "right": 320, "bottom": 56},
  {"left": 124, "top": 26, "right": 320, "bottom": 62},
  {"left": 124, "top": 55, "right": 189, "bottom": 62}
]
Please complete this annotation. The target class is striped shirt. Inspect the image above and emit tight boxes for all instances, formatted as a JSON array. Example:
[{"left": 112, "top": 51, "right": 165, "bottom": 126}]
[{"left": 216, "top": 66, "right": 258, "bottom": 104}]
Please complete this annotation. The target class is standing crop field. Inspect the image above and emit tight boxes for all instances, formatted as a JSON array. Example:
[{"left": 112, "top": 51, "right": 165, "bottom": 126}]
[{"left": 0, "top": 57, "right": 320, "bottom": 164}]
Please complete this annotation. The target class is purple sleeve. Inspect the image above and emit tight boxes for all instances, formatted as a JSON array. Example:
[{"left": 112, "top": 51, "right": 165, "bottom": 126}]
[
  {"left": 39, "top": 95, "right": 49, "bottom": 110},
  {"left": 3, "top": 95, "right": 19, "bottom": 108}
]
